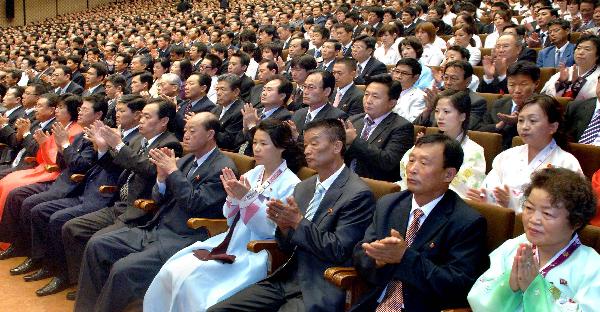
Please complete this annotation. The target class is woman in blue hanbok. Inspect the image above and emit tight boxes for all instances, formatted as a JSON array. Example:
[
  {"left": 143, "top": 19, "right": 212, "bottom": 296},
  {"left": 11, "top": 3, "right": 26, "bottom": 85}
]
[{"left": 143, "top": 119, "right": 303, "bottom": 312}]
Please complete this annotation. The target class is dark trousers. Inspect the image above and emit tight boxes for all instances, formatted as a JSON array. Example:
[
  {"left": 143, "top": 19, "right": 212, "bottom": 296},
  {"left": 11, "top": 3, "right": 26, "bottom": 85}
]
[
  {"left": 61, "top": 205, "right": 126, "bottom": 284},
  {"left": 0, "top": 182, "right": 51, "bottom": 255},
  {"left": 30, "top": 197, "right": 88, "bottom": 277},
  {"left": 207, "top": 272, "right": 303, "bottom": 312},
  {"left": 74, "top": 227, "right": 164, "bottom": 312}
]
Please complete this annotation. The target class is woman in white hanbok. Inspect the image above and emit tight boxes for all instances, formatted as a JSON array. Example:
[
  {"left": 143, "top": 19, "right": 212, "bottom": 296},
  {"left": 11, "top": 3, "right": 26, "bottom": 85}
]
[
  {"left": 466, "top": 95, "right": 582, "bottom": 212},
  {"left": 399, "top": 90, "right": 486, "bottom": 198},
  {"left": 143, "top": 120, "right": 303, "bottom": 312},
  {"left": 468, "top": 168, "right": 600, "bottom": 311}
]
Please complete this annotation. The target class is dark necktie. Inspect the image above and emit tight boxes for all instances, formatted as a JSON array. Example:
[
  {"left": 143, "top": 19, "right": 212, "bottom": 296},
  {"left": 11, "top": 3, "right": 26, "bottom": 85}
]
[
  {"left": 293, "top": 87, "right": 303, "bottom": 104},
  {"left": 119, "top": 141, "right": 147, "bottom": 201},
  {"left": 186, "top": 160, "right": 199, "bottom": 181},
  {"left": 193, "top": 213, "right": 240, "bottom": 264}
]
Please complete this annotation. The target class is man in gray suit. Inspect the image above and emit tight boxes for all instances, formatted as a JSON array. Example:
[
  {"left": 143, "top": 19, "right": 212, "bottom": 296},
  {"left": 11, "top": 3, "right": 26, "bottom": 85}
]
[
  {"left": 62, "top": 98, "right": 182, "bottom": 301},
  {"left": 209, "top": 119, "right": 375, "bottom": 312},
  {"left": 291, "top": 70, "right": 347, "bottom": 142},
  {"left": 75, "top": 112, "right": 235, "bottom": 312},
  {"left": 564, "top": 76, "right": 600, "bottom": 143}
]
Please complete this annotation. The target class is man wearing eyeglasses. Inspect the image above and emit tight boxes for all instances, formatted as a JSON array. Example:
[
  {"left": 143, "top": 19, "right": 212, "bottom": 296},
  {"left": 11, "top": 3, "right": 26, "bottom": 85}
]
[
  {"left": 198, "top": 54, "right": 222, "bottom": 104},
  {"left": 391, "top": 58, "right": 427, "bottom": 123}
]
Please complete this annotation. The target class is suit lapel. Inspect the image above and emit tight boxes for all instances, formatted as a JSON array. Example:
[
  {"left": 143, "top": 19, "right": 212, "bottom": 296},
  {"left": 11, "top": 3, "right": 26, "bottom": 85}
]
[
  {"left": 297, "top": 176, "right": 317, "bottom": 215},
  {"left": 409, "top": 193, "right": 454, "bottom": 249},
  {"left": 312, "top": 167, "right": 349, "bottom": 226},
  {"left": 367, "top": 114, "right": 393, "bottom": 144},
  {"left": 392, "top": 195, "right": 412, "bottom": 237}
]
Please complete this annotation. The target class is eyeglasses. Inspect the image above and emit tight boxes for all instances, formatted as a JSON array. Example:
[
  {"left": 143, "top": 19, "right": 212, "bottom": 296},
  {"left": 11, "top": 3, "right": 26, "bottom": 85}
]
[{"left": 391, "top": 69, "right": 414, "bottom": 76}]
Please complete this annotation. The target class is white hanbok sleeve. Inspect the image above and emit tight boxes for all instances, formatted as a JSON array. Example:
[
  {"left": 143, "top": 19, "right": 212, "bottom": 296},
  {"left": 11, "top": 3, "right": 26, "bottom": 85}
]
[
  {"left": 397, "top": 147, "right": 413, "bottom": 189},
  {"left": 237, "top": 171, "right": 300, "bottom": 239}
]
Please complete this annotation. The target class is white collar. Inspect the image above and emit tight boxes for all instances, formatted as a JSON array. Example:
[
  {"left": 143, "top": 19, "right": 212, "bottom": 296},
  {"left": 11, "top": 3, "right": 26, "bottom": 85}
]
[
  {"left": 556, "top": 42, "right": 569, "bottom": 53},
  {"left": 194, "top": 147, "right": 216, "bottom": 167},
  {"left": 366, "top": 111, "right": 392, "bottom": 126},
  {"left": 40, "top": 117, "right": 55, "bottom": 129},
  {"left": 4, "top": 105, "right": 22, "bottom": 117},
  {"left": 121, "top": 125, "right": 139, "bottom": 139},
  {"left": 358, "top": 57, "right": 371, "bottom": 71},
  {"left": 410, "top": 193, "right": 445, "bottom": 224},
  {"left": 263, "top": 106, "right": 281, "bottom": 118},
  {"left": 307, "top": 104, "right": 326, "bottom": 119},
  {"left": 316, "top": 164, "right": 345, "bottom": 192},
  {"left": 143, "top": 132, "right": 163, "bottom": 147}
]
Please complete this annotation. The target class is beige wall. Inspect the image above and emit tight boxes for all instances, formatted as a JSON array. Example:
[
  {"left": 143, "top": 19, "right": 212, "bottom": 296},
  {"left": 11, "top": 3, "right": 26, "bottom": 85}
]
[{"left": 0, "top": 0, "right": 115, "bottom": 27}]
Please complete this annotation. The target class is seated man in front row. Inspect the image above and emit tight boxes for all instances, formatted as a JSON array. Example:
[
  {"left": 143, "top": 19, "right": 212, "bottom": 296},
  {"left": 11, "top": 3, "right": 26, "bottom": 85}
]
[
  {"left": 74, "top": 112, "right": 237, "bottom": 312},
  {"left": 209, "top": 119, "right": 376, "bottom": 311},
  {"left": 351, "top": 134, "right": 489, "bottom": 312}
]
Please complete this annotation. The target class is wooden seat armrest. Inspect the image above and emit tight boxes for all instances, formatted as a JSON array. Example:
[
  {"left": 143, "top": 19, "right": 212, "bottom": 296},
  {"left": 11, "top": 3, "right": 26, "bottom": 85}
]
[
  {"left": 99, "top": 185, "right": 118, "bottom": 193},
  {"left": 324, "top": 267, "right": 359, "bottom": 289},
  {"left": 186, "top": 218, "right": 228, "bottom": 237},
  {"left": 24, "top": 156, "right": 37, "bottom": 164},
  {"left": 441, "top": 309, "right": 472, "bottom": 312},
  {"left": 45, "top": 164, "right": 60, "bottom": 172},
  {"left": 70, "top": 174, "right": 86, "bottom": 183},
  {"left": 133, "top": 199, "right": 157, "bottom": 212},
  {"left": 0, "top": 143, "right": 7, "bottom": 149},
  {"left": 247, "top": 240, "right": 290, "bottom": 274}
]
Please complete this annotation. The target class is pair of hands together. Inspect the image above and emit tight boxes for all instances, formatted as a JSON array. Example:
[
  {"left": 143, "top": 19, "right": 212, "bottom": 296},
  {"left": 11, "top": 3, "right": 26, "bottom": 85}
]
[{"left": 466, "top": 185, "right": 511, "bottom": 208}]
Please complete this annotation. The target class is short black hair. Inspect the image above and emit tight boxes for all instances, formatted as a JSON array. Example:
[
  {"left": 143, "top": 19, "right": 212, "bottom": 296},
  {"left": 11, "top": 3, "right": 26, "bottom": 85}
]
[
  {"left": 353, "top": 34, "right": 377, "bottom": 51},
  {"left": 395, "top": 57, "right": 422, "bottom": 76},
  {"left": 89, "top": 62, "right": 108, "bottom": 78},
  {"left": 118, "top": 94, "right": 146, "bottom": 112},
  {"left": 447, "top": 45, "right": 471, "bottom": 61},
  {"left": 82, "top": 94, "right": 108, "bottom": 119},
  {"left": 444, "top": 60, "right": 474, "bottom": 79},
  {"left": 59, "top": 94, "right": 82, "bottom": 121},
  {"left": 400, "top": 37, "right": 424, "bottom": 59},
  {"left": 415, "top": 133, "right": 464, "bottom": 171},
  {"left": 507, "top": 61, "right": 541, "bottom": 82},
  {"left": 106, "top": 74, "right": 126, "bottom": 91},
  {"left": 307, "top": 69, "right": 335, "bottom": 96},
  {"left": 304, "top": 118, "right": 347, "bottom": 156},
  {"left": 290, "top": 55, "right": 318, "bottom": 71},
  {"left": 133, "top": 71, "right": 154, "bottom": 88},
  {"left": 189, "top": 72, "right": 212, "bottom": 91},
  {"left": 576, "top": 34, "right": 600, "bottom": 65},
  {"left": 147, "top": 97, "right": 176, "bottom": 132},
  {"left": 231, "top": 51, "right": 251, "bottom": 67},
  {"left": 368, "top": 74, "right": 402, "bottom": 101},
  {"left": 267, "top": 74, "right": 294, "bottom": 104},
  {"left": 204, "top": 53, "right": 223, "bottom": 70}
]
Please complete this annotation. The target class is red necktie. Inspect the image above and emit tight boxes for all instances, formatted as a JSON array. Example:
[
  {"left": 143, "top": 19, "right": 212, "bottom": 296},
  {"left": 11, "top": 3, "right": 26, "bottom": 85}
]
[{"left": 376, "top": 208, "right": 424, "bottom": 311}]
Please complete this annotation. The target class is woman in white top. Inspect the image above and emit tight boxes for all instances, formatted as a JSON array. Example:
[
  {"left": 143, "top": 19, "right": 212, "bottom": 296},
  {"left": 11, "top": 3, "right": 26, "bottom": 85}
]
[
  {"left": 374, "top": 24, "right": 402, "bottom": 66},
  {"left": 468, "top": 168, "right": 600, "bottom": 312},
  {"left": 541, "top": 35, "right": 600, "bottom": 101},
  {"left": 448, "top": 13, "right": 482, "bottom": 48},
  {"left": 415, "top": 22, "right": 445, "bottom": 67},
  {"left": 466, "top": 95, "right": 583, "bottom": 212},
  {"left": 453, "top": 25, "right": 482, "bottom": 66},
  {"left": 399, "top": 90, "right": 486, "bottom": 198},
  {"left": 484, "top": 10, "right": 511, "bottom": 48},
  {"left": 149, "top": 58, "right": 169, "bottom": 98},
  {"left": 144, "top": 120, "right": 303, "bottom": 312}
]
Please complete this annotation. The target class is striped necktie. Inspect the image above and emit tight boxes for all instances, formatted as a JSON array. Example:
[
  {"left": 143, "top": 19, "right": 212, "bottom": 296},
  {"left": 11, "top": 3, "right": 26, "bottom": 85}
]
[{"left": 579, "top": 112, "right": 600, "bottom": 144}]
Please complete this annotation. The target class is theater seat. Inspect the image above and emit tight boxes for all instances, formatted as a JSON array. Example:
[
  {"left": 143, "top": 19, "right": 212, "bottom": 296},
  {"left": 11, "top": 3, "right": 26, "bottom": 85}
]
[
  {"left": 325, "top": 199, "right": 515, "bottom": 311},
  {"left": 538, "top": 68, "right": 557, "bottom": 92},
  {"left": 356, "top": 84, "right": 366, "bottom": 92},
  {"left": 360, "top": 177, "right": 401, "bottom": 199},
  {"left": 222, "top": 150, "right": 256, "bottom": 175},
  {"left": 186, "top": 218, "right": 229, "bottom": 237},
  {"left": 297, "top": 166, "right": 317, "bottom": 180},
  {"left": 414, "top": 125, "right": 425, "bottom": 141},
  {"left": 475, "top": 92, "right": 502, "bottom": 112},
  {"left": 467, "top": 130, "right": 503, "bottom": 173},
  {"left": 512, "top": 138, "right": 600, "bottom": 178}
]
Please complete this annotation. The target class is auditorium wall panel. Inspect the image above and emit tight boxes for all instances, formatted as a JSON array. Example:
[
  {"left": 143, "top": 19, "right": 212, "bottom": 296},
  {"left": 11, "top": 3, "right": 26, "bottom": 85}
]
[{"left": 0, "top": 0, "right": 115, "bottom": 27}]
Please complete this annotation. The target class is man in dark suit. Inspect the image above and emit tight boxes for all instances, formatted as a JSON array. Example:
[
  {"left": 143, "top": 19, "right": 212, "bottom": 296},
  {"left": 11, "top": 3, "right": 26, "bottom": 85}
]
[
  {"left": 318, "top": 39, "right": 340, "bottom": 73},
  {"left": 102, "top": 74, "right": 126, "bottom": 128},
  {"left": 0, "top": 86, "right": 26, "bottom": 176},
  {"left": 350, "top": 134, "right": 488, "bottom": 312},
  {"left": 175, "top": 73, "right": 216, "bottom": 139},
  {"left": 331, "top": 58, "right": 364, "bottom": 116},
  {"left": 75, "top": 112, "right": 235, "bottom": 312},
  {"left": 209, "top": 119, "right": 375, "bottom": 312},
  {"left": 416, "top": 61, "right": 487, "bottom": 130},
  {"left": 288, "top": 55, "right": 318, "bottom": 112},
  {"left": 333, "top": 23, "right": 354, "bottom": 58},
  {"left": 291, "top": 70, "right": 348, "bottom": 142},
  {"left": 237, "top": 75, "right": 293, "bottom": 155},
  {"left": 477, "top": 34, "right": 526, "bottom": 95},
  {"left": 249, "top": 60, "right": 279, "bottom": 107},
  {"left": 67, "top": 55, "right": 85, "bottom": 89},
  {"left": 344, "top": 75, "right": 414, "bottom": 182},
  {"left": 474, "top": 61, "right": 540, "bottom": 149},
  {"left": 0, "top": 92, "right": 57, "bottom": 177},
  {"left": 0, "top": 95, "right": 103, "bottom": 270},
  {"left": 564, "top": 78, "right": 600, "bottom": 143},
  {"left": 81, "top": 62, "right": 107, "bottom": 98},
  {"left": 212, "top": 74, "right": 244, "bottom": 151},
  {"left": 31, "top": 55, "right": 52, "bottom": 84},
  {"left": 227, "top": 51, "right": 255, "bottom": 103},
  {"left": 352, "top": 35, "right": 388, "bottom": 85},
  {"left": 51, "top": 65, "right": 83, "bottom": 96},
  {"left": 61, "top": 99, "right": 182, "bottom": 300},
  {"left": 400, "top": 7, "right": 419, "bottom": 36}
]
